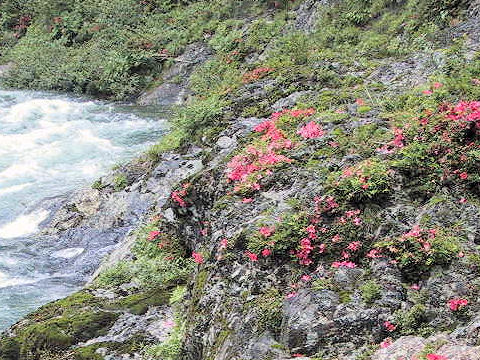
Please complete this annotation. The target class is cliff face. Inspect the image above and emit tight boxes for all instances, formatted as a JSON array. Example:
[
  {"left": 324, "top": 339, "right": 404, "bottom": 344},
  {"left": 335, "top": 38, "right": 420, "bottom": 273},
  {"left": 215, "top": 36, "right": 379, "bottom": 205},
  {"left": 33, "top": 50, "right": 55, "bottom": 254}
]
[{"left": 2, "top": 1, "right": 480, "bottom": 359}]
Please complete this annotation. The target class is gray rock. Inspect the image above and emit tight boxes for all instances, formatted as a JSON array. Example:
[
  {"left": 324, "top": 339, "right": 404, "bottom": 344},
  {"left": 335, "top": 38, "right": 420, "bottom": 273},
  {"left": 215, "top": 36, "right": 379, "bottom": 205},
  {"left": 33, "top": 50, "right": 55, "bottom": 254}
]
[
  {"left": 216, "top": 136, "right": 237, "bottom": 150},
  {"left": 81, "top": 306, "right": 173, "bottom": 346},
  {"left": 0, "top": 62, "right": 13, "bottom": 78},
  {"left": 271, "top": 91, "right": 316, "bottom": 111},
  {"left": 137, "top": 82, "right": 189, "bottom": 106},
  {"left": 372, "top": 334, "right": 480, "bottom": 360},
  {"left": 137, "top": 42, "right": 212, "bottom": 106}
]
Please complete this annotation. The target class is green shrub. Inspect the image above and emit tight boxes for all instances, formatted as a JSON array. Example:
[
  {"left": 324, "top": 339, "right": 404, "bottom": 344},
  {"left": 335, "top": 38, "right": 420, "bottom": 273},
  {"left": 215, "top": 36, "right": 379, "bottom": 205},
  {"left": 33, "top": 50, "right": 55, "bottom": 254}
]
[
  {"left": 172, "top": 95, "right": 227, "bottom": 142},
  {"left": 375, "top": 227, "right": 461, "bottom": 278},
  {"left": 144, "top": 315, "right": 185, "bottom": 360},
  {"left": 94, "top": 261, "right": 134, "bottom": 289},
  {"left": 360, "top": 280, "right": 381, "bottom": 304},
  {"left": 189, "top": 58, "right": 241, "bottom": 96},
  {"left": 113, "top": 174, "right": 128, "bottom": 191},
  {"left": 326, "top": 158, "right": 393, "bottom": 203},
  {"left": 394, "top": 304, "right": 432, "bottom": 336}
]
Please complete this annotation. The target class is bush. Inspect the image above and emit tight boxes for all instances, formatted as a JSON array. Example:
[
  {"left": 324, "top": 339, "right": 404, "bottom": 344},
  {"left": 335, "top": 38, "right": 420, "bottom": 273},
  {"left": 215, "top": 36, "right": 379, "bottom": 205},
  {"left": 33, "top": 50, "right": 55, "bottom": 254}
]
[
  {"left": 375, "top": 226, "right": 461, "bottom": 278},
  {"left": 326, "top": 158, "right": 394, "bottom": 203},
  {"left": 360, "top": 280, "right": 381, "bottom": 304},
  {"left": 94, "top": 261, "right": 134, "bottom": 289},
  {"left": 172, "top": 95, "right": 227, "bottom": 142}
]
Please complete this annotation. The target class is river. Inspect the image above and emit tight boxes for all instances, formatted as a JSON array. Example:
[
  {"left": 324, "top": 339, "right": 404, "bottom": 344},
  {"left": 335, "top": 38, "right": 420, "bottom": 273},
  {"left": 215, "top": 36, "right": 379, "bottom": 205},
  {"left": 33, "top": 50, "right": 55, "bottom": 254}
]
[{"left": 0, "top": 89, "right": 167, "bottom": 329}]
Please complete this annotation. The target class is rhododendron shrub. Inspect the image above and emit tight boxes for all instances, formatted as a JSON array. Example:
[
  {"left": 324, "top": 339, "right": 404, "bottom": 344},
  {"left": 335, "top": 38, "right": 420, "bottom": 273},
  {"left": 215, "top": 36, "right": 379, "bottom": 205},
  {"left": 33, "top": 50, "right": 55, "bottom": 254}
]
[
  {"left": 226, "top": 108, "right": 315, "bottom": 193},
  {"left": 327, "top": 158, "right": 394, "bottom": 202},
  {"left": 447, "top": 298, "right": 468, "bottom": 311},
  {"left": 247, "top": 196, "right": 373, "bottom": 268},
  {"left": 391, "top": 100, "right": 480, "bottom": 193},
  {"left": 425, "top": 354, "right": 448, "bottom": 360},
  {"left": 170, "top": 183, "right": 191, "bottom": 208},
  {"left": 374, "top": 225, "right": 460, "bottom": 277},
  {"left": 242, "top": 67, "right": 274, "bottom": 83}
]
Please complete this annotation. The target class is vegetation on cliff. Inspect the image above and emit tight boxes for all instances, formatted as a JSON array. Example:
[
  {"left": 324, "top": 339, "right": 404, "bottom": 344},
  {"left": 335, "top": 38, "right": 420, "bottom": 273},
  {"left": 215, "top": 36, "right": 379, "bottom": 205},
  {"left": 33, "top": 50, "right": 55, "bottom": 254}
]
[{"left": 1, "top": 0, "right": 480, "bottom": 359}]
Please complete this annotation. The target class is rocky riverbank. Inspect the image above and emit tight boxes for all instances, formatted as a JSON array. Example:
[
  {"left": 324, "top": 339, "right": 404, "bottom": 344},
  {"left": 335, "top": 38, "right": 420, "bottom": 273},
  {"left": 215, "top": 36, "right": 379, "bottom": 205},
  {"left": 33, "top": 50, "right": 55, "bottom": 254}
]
[{"left": 2, "top": 0, "right": 480, "bottom": 359}]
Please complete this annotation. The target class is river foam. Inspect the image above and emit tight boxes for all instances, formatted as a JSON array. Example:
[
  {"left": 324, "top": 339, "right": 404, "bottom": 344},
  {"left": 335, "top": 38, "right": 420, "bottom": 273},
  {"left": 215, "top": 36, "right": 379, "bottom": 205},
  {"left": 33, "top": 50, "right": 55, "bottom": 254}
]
[{"left": 0, "top": 89, "right": 167, "bottom": 329}]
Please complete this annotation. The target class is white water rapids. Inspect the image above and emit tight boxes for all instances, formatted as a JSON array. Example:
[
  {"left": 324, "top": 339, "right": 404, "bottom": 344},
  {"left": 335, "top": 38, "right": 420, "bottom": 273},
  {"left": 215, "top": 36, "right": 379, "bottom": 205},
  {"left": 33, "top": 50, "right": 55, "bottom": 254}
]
[{"left": 0, "top": 89, "right": 167, "bottom": 328}]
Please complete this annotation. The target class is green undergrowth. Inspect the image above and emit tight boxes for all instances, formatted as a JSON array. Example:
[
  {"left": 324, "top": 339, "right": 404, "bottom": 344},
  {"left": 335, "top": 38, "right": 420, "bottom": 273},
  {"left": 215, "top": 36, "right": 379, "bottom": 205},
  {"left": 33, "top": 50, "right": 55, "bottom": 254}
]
[
  {"left": 142, "top": 286, "right": 187, "bottom": 360},
  {"left": 94, "top": 219, "right": 194, "bottom": 291},
  {"left": 0, "top": 279, "right": 177, "bottom": 359},
  {"left": 0, "top": 0, "right": 275, "bottom": 99}
]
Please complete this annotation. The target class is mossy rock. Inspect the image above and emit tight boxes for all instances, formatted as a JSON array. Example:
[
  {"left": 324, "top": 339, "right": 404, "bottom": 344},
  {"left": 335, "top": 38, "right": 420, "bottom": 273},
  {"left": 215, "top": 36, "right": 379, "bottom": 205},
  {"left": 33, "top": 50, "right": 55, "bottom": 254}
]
[
  {"left": 73, "top": 336, "right": 151, "bottom": 360},
  {"left": 0, "top": 338, "right": 21, "bottom": 360},
  {"left": 26, "top": 291, "right": 101, "bottom": 323},
  {"left": 0, "top": 310, "right": 118, "bottom": 359},
  {"left": 108, "top": 288, "right": 172, "bottom": 315}
]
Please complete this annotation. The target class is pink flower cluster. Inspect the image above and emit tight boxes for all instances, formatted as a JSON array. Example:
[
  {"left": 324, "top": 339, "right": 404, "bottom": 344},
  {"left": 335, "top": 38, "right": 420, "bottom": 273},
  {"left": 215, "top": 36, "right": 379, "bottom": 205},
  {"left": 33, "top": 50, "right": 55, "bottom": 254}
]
[
  {"left": 291, "top": 196, "right": 366, "bottom": 268},
  {"left": 378, "top": 127, "right": 405, "bottom": 153},
  {"left": 447, "top": 298, "right": 468, "bottom": 311},
  {"left": 227, "top": 109, "right": 315, "bottom": 193},
  {"left": 425, "top": 354, "right": 448, "bottom": 360},
  {"left": 192, "top": 252, "right": 204, "bottom": 264},
  {"left": 331, "top": 261, "right": 357, "bottom": 268},
  {"left": 446, "top": 100, "right": 480, "bottom": 132},
  {"left": 242, "top": 67, "right": 274, "bottom": 84},
  {"left": 298, "top": 121, "right": 324, "bottom": 139},
  {"left": 171, "top": 183, "right": 190, "bottom": 207},
  {"left": 148, "top": 230, "right": 161, "bottom": 241},
  {"left": 383, "top": 321, "right": 396, "bottom": 332}
]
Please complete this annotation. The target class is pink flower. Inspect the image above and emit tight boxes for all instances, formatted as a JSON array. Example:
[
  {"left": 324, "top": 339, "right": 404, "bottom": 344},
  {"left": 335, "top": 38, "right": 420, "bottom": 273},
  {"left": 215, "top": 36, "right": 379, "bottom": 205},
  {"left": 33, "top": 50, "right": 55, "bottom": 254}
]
[
  {"left": 163, "top": 320, "right": 175, "bottom": 328},
  {"left": 259, "top": 226, "right": 275, "bottom": 237},
  {"left": 380, "top": 338, "right": 392, "bottom": 348},
  {"left": 356, "top": 98, "right": 366, "bottom": 106},
  {"left": 298, "top": 121, "right": 324, "bottom": 139},
  {"left": 383, "top": 321, "right": 396, "bottom": 332},
  {"left": 347, "top": 241, "right": 362, "bottom": 251},
  {"left": 301, "top": 275, "right": 311, "bottom": 282},
  {"left": 261, "top": 248, "right": 272, "bottom": 257},
  {"left": 148, "top": 230, "right": 161, "bottom": 241},
  {"left": 459, "top": 172, "right": 468, "bottom": 180},
  {"left": 192, "top": 252, "right": 204, "bottom": 264},
  {"left": 448, "top": 298, "right": 468, "bottom": 311},
  {"left": 245, "top": 251, "right": 258, "bottom": 262},
  {"left": 219, "top": 238, "right": 228, "bottom": 250},
  {"left": 242, "top": 198, "right": 254, "bottom": 204},
  {"left": 459, "top": 197, "right": 468, "bottom": 204},
  {"left": 171, "top": 191, "right": 187, "bottom": 207},
  {"left": 331, "top": 261, "right": 357, "bottom": 269},
  {"left": 433, "top": 82, "right": 443, "bottom": 89},
  {"left": 426, "top": 354, "right": 448, "bottom": 360},
  {"left": 366, "top": 249, "right": 382, "bottom": 258},
  {"left": 286, "top": 292, "right": 297, "bottom": 299},
  {"left": 410, "top": 284, "right": 420, "bottom": 290},
  {"left": 332, "top": 234, "right": 342, "bottom": 243},
  {"left": 200, "top": 228, "right": 208, "bottom": 236},
  {"left": 353, "top": 217, "right": 362, "bottom": 226},
  {"left": 422, "top": 90, "right": 433, "bottom": 95}
]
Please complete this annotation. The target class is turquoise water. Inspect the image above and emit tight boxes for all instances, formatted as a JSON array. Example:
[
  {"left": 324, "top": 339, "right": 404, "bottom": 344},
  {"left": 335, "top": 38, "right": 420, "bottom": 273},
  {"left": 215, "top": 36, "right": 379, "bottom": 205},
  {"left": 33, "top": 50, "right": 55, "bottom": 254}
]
[{"left": 0, "top": 89, "right": 167, "bottom": 329}]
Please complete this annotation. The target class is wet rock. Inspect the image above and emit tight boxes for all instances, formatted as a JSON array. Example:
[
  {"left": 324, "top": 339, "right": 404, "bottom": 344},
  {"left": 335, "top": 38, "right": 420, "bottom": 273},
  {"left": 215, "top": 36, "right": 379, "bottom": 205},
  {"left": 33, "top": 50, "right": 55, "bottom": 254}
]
[
  {"left": 368, "top": 52, "right": 445, "bottom": 91},
  {"left": 371, "top": 334, "right": 480, "bottom": 360},
  {"left": 271, "top": 91, "right": 316, "bottom": 111},
  {"left": 0, "top": 63, "right": 13, "bottom": 78},
  {"left": 81, "top": 306, "right": 173, "bottom": 346},
  {"left": 137, "top": 82, "right": 189, "bottom": 106},
  {"left": 137, "top": 42, "right": 212, "bottom": 106}
]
